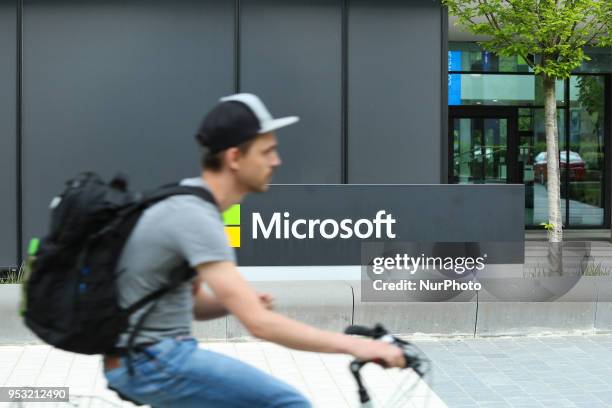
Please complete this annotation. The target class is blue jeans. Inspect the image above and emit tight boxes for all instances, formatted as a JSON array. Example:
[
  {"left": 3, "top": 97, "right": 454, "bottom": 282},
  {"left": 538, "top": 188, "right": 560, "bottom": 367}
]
[{"left": 104, "top": 337, "right": 311, "bottom": 408}]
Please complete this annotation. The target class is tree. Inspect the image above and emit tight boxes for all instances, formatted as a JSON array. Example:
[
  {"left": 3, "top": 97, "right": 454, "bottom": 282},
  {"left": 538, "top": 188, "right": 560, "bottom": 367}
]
[{"left": 442, "top": 0, "right": 611, "bottom": 275}]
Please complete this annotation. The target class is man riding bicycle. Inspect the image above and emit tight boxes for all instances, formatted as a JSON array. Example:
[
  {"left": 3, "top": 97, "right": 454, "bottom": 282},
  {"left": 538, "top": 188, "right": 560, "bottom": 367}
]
[{"left": 103, "top": 93, "right": 405, "bottom": 407}]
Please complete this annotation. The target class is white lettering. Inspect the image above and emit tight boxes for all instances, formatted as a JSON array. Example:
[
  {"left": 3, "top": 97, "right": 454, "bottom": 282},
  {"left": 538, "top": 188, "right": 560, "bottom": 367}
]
[
  {"left": 409, "top": 255, "right": 422, "bottom": 274},
  {"left": 354, "top": 219, "right": 373, "bottom": 239},
  {"left": 283, "top": 212, "right": 291, "bottom": 239},
  {"left": 372, "top": 257, "right": 385, "bottom": 274},
  {"left": 251, "top": 211, "right": 397, "bottom": 240},
  {"left": 320, "top": 219, "right": 339, "bottom": 239},
  {"left": 373, "top": 210, "right": 397, "bottom": 238},
  {"left": 339, "top": 219, "right": 354, "bottom": 238},
  {"left": 253, "top": 212, "right": 280, "bottom": 239},
  {"left": 291, "top": 219, "right": 307, "bottom": 239},
  {"left": 308, "top": 219, "right": 321, "bottom": 238},
  {"left": 419, "top": 280, "right": 482, "bottom": 291}
]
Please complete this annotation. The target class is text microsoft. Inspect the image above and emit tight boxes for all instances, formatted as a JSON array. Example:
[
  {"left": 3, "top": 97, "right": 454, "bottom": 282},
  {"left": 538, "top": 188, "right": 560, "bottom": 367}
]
[{"left": 252, "top": 210, "right": 396, "bottom": 240}]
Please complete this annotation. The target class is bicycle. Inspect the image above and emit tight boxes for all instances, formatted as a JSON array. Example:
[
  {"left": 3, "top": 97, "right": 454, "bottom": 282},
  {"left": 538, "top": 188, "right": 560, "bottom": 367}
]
[
  {"left": 345, "top": 324, "right": 431, "bottom": 408},
  {"left": 8, "top": 326, "right": 429, "bottom": 408}
]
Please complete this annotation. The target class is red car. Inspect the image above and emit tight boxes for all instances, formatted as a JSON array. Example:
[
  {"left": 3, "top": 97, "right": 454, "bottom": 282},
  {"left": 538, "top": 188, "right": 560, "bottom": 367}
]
[{"left": 533, "top": 151, "right": 586, "bottom": 184}]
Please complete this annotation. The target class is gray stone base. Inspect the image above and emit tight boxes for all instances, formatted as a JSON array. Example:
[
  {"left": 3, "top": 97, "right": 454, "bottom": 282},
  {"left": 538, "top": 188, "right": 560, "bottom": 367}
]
[
  {"left": 350, "top": 280, "right": 477, "bottom": 336},
  {"left": 0, "top": 285, "right": 39, "bottom": 344},
  {"left": 226, "top": 281, "right": 353, "bottom": 339},
  {"left": 2, "top": 278, "right": 612, "bottom": 344}
]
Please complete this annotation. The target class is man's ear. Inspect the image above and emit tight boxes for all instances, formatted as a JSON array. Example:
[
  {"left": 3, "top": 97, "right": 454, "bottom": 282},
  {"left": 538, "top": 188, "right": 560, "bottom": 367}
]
[{"left": 225, "top": 147, "right": 242, "bottom": 171}]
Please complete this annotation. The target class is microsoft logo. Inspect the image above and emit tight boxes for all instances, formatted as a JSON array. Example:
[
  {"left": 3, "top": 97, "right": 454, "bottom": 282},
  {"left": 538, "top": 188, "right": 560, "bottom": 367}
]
[
  {"left": 223, "top": 205, "right": 241, "bottom": 248},
  {"left": 222, "top": 207, "right": 396, "bottom": 248}
]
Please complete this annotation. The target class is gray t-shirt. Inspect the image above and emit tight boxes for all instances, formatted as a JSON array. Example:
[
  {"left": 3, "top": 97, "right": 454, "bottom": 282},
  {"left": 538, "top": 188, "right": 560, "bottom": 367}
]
[{"left": 115, "top": 177, "right": 235, "bottom": 347}]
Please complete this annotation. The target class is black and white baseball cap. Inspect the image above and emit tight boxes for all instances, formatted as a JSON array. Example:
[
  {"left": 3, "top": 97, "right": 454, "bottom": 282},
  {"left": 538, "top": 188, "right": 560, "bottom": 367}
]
[{"left": 196, "top": 93, "right": 299, "bottom": 154}]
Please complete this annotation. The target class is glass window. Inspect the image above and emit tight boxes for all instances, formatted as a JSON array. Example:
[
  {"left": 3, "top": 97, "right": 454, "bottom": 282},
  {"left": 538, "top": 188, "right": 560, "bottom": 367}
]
[
  {"left": 449, "top": 43, "right": 611, "bottom": 74},
  {"left": 518, "top": 108, "right": 532, "bottom": 131},
  {"left": 449, "top": 42, "right": 532, "bottom": 73},
  {"left": 448, "top": 74, "right": 565, "bottom": 106},
  {"left": 527, "top": 109, "right": 567, "bottom": 227},
  {"left": 567, "top": 76, "right": 605, "bottom": 226},
  {"left": 574, "top": 47, "right": 612, "bottom": 74}
]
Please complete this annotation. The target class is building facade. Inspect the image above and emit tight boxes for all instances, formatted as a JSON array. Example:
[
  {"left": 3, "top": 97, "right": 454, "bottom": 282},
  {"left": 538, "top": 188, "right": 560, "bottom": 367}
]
[
  {"left": 449, "top": 43, "right": 611, "bottom": 229},
  {"left": 0, "top": 0, "right": 609, "bottom": 269}
]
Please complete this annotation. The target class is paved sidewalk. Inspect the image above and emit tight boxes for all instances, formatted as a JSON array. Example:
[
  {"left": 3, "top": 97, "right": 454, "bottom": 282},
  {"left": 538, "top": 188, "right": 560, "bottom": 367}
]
[
  {"left": 1, "top": 335, "right": 611, "bottom": 407},
  {"left": 421, "top": 334, "right": 612, "bottom": 407},
  {"left": 0, "top": 342, "right": 444, "bottom": 408}
]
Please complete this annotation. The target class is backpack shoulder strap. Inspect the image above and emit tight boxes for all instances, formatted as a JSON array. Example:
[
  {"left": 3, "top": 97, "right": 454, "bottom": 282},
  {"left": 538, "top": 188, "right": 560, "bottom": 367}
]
[
  {"left": 143, "top": 184, "right": 218, "bottom": 209},
  {"left": 106, "top": 184, "right": 219, "bottom": 237},
  {"left": 125, "top": 263, "right": 194, "bottom": 314},
  {"left": 122, "top": 184, "right": 218, "bottom": 315}
]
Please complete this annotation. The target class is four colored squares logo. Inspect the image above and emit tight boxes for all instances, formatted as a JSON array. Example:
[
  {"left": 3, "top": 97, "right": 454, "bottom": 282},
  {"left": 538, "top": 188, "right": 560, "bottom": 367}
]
[{"left": 223, "top": 205, "right": 240, "bottom": 248}]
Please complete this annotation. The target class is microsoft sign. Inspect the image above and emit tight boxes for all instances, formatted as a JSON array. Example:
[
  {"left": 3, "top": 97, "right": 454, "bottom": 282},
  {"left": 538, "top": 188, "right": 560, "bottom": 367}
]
[{"left": 226, "top": 185, "right": 524, "bottom": 266}]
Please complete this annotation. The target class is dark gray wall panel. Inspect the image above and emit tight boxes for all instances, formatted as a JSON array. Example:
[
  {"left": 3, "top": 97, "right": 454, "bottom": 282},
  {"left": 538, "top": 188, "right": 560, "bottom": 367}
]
[
  {"left": 0, "top": 1, "right": 17, "bottom": 266},
  {"left": 348, "top": 0, "right": 442, "bottom": 183},
  {"left": 237, "top": 184, "right": 524, "bottom": 266},
  {"left": 241, "top": 0, "right": 342, "bottom": 183},
  {"left": 23, "top": 0, "right": 234, "bottom": 248}
]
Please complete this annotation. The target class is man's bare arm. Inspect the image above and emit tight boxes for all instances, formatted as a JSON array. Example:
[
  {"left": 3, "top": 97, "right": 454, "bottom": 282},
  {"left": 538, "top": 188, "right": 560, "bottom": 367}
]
[
  {"left": 193, "top": 280, "right": 275, "bottom": 321},
  {"left": 193, "top": 283, "right": 229, "bottom": 320},
  {"left": 196, "top": 261, "right": 405, "bottom": 367}
]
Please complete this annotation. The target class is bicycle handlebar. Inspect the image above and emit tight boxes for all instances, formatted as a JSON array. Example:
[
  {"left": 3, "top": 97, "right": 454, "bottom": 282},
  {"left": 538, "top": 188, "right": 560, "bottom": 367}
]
[
  {"left": 344, "top": 324, "right": 428, "bottom": 377},
  {"left": 344, "top": 324, "right": 430, "bottom": 406}
]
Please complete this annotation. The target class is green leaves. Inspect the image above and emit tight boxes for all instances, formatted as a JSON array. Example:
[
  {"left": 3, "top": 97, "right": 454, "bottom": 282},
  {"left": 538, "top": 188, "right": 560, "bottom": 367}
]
[
  {"left": 442, "top": 0, "right": 611, "bottom": 79},
  {"left": 540, "top": 222, "right": 554, "bottom": 231}
]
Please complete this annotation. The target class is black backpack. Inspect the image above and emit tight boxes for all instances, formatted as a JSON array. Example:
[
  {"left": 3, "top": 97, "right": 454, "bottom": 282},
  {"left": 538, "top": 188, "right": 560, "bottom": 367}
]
[{"left": 22, "top": 172, "right": 217, "bottom": 355}]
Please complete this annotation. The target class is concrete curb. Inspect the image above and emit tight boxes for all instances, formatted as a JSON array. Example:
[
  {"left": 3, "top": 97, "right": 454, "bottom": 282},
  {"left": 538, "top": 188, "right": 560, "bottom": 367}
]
[
  {"left": 226, "top": 281, "right": 353, "bottom": 340},
  {"left": 595, "top": 279, "right": 612, "bottom": 333},
  {"left": 0, "top": 285, "right": 39, "bottom": 344},
  {"left": 2, "top": 278, "right": 612, "bottom": 344},
  {"left": 349, "top": 280, "right": 477, "bottom": 336},
  {"left": 475, "top": 278, "right": 598, "bottom": 336}
]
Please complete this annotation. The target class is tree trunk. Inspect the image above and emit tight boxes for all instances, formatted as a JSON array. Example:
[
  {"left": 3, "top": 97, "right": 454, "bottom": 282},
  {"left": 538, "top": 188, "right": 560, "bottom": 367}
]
[{"left": 543, "top": 74, "right": 563, "bottom": 276}]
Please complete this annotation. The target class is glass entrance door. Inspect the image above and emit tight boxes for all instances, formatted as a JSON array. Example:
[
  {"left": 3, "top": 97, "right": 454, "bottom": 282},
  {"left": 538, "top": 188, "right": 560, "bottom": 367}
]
[
  {"left": 451, "top": 117, "right": 508, "bottom": 183},
  {"left": 449, "top": 107, "right": 518, "bottom": 185}
]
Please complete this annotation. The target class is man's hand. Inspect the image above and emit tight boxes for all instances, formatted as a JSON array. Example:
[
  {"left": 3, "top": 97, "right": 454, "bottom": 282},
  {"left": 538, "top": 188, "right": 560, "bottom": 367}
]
[
  {"left": 258, "top": 292, "right": 274, "bottom": 310},
  {"left": 347, "top": 338, "right": 406, "bottom": 368}
]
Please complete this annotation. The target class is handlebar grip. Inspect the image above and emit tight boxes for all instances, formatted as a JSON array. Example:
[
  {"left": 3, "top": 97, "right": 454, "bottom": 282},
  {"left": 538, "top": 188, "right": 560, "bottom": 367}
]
[{"left": 344, "top": 325, "right": 375, "bottom": 337}]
